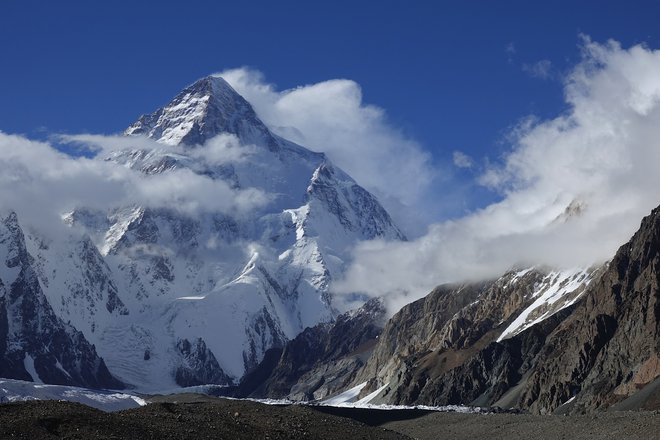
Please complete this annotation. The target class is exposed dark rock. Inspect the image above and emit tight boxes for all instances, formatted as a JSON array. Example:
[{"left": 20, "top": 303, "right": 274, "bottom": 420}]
[
  {"left": 0, "top": 212, "right": 123, "bottom": 389},
  {"left": 232, "top": 298, "right": 386, "bottom": 400},
  {"left": 402, "top": 306, "right": 573, "bottom": 407},
  {"left": 174, "top": 337, "right": 231, "bottom": 387},
  {"left": 353, "top": 272, "right": 548, "bottom": 397}
]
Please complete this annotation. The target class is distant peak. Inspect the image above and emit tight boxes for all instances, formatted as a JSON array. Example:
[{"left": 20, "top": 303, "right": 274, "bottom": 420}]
[
  {"left": 1, "top": 210, "right": 19, "bottom": 227},
  {"left": 125, "top": 75, "right": 279, "bottom": 149},
  {"left": 200, "top": 75, "right": 232, "bottom": 88}
]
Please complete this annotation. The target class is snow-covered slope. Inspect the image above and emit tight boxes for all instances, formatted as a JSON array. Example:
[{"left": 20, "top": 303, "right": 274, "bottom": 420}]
[
  {"left": 0, "top": 378, "right": 145, "bottom": 411},
  {"left": 496, "top": 267, "right": 597, "bottom": 342},
  {"left": 12, "top": 76, "right": 403, "bottom": 391},
  {"left": 125, "top": 76, "right": 280, "bottom": 149}
]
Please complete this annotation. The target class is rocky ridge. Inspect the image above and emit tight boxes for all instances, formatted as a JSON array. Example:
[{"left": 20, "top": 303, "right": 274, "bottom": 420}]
[{"left": 318, "top": 206, "right": 659, "bottom": 413}]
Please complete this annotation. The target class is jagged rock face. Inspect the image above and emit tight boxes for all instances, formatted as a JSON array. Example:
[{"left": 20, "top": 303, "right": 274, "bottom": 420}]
[
  {"left": 174, "top": 338, "right": 231, "bottom": 387},
  {"left": 233, "top": 298, "right": 386, "bottom": 400},
  {"left": 402, "top": 307, "right": 573, "bottom": 407},
  {"left": 344, "top": 266, "right": 603, "bottom": 411},
  {"left": 0, "top": 213, "right": 122, "bottom": 389},
  {"left": 355, "top": 270, "right": 571, "bottom": 388},
  {"left": 518, "top": 206, "right": 660, "bottom": 414}
]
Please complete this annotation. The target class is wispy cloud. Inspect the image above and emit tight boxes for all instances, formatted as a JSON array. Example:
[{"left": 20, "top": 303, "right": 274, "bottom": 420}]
[
  {"left": 335, "top": 38, "right": 660, "bottom": 314},
  {"left": 506, "top": 42, "right": 516, "bottom": 63},
  {"left": 0, "top": 132, "right": 270, "bottom": 238},
  {"left": 523, "top": 59, "right": 553, "bottom": 79},
  {"left": 452, "top": 150, "right": 474, "bottom": 169}
]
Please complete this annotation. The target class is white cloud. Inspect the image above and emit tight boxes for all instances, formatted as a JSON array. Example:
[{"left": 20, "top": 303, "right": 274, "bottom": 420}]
[
  {"left": 452, "top": 150, "right": 474, "bottom": 169},
  {"left": 57, "top": 133, "right": 167, "bottom": 154},
  {"left": 334, "top": 38, "right": 660, "bottom": 314},
  {"left": 523, "top": 59, "right": 553, "bottom": 79},
  {"left": 192, "top": 134, "right": 258, "bottom": 165},
  {"left": 216, "top": 68, "right": 438, "bottom": 236},
  {"left": 506, "top": 42, "right": 516, "bottom": 63},
  {"left": 0, "top": 132, "right": 269, "bottom": 238},
  {"left": 62, "top": 132, "right": 258, "bottom": 166}
]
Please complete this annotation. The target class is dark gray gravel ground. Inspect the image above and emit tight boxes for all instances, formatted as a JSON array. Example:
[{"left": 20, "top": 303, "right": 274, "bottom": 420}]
[
  {"left": 379, "top": 410, "right": 660, "bottom": 440},
  {"left": 1, "top": 395, "right": 657, "bottom": 440},
  {"left": 0, "top": 398, "right": 410, "bottom": 440}
]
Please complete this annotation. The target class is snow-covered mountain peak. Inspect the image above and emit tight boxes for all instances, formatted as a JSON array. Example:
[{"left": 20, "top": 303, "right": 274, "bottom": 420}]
[
  {"left": 2, "top": 75, "right": 407, "bottom": 392},
  {"left": 125, "top": 75, "right": 279, "bottom": 149}
]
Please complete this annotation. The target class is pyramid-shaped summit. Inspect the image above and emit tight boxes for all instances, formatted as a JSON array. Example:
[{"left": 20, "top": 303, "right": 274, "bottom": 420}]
[{"left": 125, "top": 76, "right": 279, "bottom": 149}]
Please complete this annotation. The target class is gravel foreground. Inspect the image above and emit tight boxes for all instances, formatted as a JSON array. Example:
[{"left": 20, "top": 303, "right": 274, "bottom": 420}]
[
  {"left": 0, "top": 396, "right": 657, "bottom": 440},
  {"left": 379, "top": 410, "right": 660, "bottom": 440},
  {"left": 0, "top": 398, "right": 408, "bottom": 440}
]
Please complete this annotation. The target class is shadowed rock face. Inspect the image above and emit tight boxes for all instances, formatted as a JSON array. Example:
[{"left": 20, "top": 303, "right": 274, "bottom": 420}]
[
  {"left": 350, "top": 270, "right": 568, "bottom": 403},
  {"left": 0, "top": 212, "right": 123, "bottom": 390},
  {"left": 174, "top": 337, "right": 231, "bottom": 387},
  {"left": 231, "top": 298, "right": 386, "bottom": 400},
  {"left": 395, "top": 307, "right": 573, "bottom": 408}
]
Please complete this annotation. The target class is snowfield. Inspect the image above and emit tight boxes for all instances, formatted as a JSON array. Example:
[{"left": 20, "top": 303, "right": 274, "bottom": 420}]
[
  {"left": 0, "top": 379, "right": 147, "bottom": 411},
  {"left": 0, "top": 378, "right": 484, "bottom": 414},
  {"left": 316, "top": 381, "right": 484, "bottom": 413}
]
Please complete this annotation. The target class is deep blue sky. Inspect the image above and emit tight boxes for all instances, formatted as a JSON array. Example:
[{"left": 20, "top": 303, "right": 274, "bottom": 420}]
[{"left": 2, "top": 0, "right": 660, "bottom": 214}]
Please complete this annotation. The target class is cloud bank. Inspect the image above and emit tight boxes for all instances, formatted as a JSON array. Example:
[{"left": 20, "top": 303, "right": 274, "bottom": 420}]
[
  {"left": 216, "top": 68, "right": 438, "bottom": 235},
  {"left": 334, "top": 38, "right": 660, "bottom": 313},
  {"left": 0, "top": 132, "right": 269, "bottom": 238}
]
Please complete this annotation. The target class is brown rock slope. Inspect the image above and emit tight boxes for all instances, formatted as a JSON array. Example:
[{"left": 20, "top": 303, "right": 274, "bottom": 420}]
[
  {"left": 352, "top": 269, "right": 593, "bottom": 409},
  {"left": 352, "top": 206, "right": 660, "bottom": 414}
]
